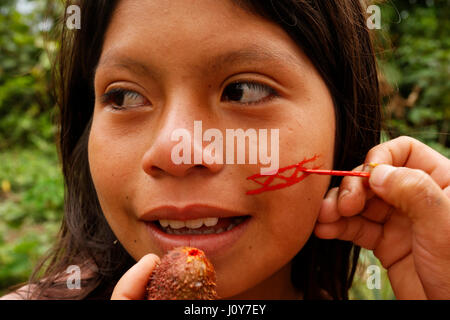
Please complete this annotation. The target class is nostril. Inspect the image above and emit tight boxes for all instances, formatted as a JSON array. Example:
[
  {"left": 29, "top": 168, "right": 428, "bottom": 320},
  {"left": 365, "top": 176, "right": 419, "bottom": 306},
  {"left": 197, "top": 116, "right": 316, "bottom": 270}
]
[
  {"left": 148, "top": 166, "right": 165, "bottom": 176},
  {"left": 183, "top": 164, "right": 209, "bottom": 176},
  {"left": 189, "top": 164, "right": 209, "bottom": 172},
  {"left": 146, "top": 164, "right": 207, "bottom": 178}
]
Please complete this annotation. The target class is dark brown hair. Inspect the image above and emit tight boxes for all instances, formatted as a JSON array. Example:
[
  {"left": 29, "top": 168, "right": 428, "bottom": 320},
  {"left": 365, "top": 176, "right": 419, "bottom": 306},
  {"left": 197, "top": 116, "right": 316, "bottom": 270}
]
[{"left": 23, "top": 0, "right": 381, "bottom": 299}]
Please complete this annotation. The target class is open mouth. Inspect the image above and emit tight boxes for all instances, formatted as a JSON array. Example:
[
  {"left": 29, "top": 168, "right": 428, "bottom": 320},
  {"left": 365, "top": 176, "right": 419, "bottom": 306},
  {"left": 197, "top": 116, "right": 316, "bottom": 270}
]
[{"left": 153, "top": 216, "right": 250, "bottom": 235}]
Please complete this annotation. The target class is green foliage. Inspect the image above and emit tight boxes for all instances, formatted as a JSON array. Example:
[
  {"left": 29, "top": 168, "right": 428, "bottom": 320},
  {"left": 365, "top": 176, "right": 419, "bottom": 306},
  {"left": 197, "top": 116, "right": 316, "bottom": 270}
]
[
  {"left": 0, "top": 0, "right": 63, "bottom": 296},
  {"left": 349, "top": 249, "right": 395, "bottom": 300},
  {"left": 0, "top": 147, "right": 64, "bottom": 226},
  {"left": 0, "top": 0, "right": 58, "bottom": 149},
  {"left": 377, "top": 0, "right": 450, "bottom": 155},
  {"left": 0, "top": 145, "right": 63, "bottom": 295},
  {"left": 0, "top": 220, "right": 59, "bottom": 294}
]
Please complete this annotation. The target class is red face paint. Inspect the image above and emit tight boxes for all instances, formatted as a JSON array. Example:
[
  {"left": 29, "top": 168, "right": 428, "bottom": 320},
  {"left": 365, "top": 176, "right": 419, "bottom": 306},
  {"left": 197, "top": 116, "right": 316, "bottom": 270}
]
[
  {"left": 246, "top": 154, "right": 321, "bottom": 195},
  {"left": 246, "top": 155, "right": 376, "bottom": 195}
]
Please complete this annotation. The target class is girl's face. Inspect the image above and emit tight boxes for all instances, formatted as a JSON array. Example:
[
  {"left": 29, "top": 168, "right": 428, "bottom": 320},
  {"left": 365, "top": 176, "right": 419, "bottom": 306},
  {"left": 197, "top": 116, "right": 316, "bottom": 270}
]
[{"left": 89, "top": 0, "right": 335, "bottom": 299}]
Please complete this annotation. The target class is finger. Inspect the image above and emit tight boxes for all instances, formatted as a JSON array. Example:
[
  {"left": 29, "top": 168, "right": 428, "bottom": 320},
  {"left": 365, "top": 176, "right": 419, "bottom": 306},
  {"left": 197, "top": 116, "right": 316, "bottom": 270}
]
[
  {"left": 387, "top": 254, "right": 427, "bottom": 300},
  {"left": 365, "top": 136, "right": 450, "bottom": 189},
  {"left": 317, "top": 187, "right": 340, "bottom": 223},
  {"left": 372, "top": 213, "right": 412, "bottom": 269},
  {"left": 318, "top": 187, "right": 384, "bottom": 224},
  {"left": 314, "top": 216, "right": 383, "bottom": 250},
  {"left": 361, "top": 197, "right": 394, "bottom": 224},
  {"left": 337, "top": 164, "right": 370, "bottom": 217},
  {"left": 111, "top": 253, "right": 160, "bottom": 300},
  {"left": 369, "top": 165, "right": 450, "bottom": 243},
  {"left": 444, "top": 185, "right": 450, "bottom": 199}
]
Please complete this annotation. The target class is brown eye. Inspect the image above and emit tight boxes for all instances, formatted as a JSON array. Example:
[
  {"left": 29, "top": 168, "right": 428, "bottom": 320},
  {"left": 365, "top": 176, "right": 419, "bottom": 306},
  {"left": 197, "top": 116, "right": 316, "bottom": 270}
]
[
  {"left": 221, "top": 81, "right": 278, "bottom": 105},
  {"left": 101, "top": 88, "right": 150, "bottom": 110}
]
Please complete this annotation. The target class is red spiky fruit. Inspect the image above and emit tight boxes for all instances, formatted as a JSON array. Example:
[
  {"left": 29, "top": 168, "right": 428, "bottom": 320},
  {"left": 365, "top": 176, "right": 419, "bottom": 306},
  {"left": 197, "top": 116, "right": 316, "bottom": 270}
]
[{"left": 145, "top": 247, "right": 218, "bottom": 300}]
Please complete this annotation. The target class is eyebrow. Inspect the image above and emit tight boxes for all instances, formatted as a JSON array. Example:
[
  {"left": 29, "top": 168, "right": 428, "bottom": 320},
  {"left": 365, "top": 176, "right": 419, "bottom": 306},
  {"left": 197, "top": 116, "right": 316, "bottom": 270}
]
[
  {"left": 205, "top": 45, "right": 302, "bottom": 72},
  {"left": 95, "top": 45, "right": 303, "bottom": 80}
]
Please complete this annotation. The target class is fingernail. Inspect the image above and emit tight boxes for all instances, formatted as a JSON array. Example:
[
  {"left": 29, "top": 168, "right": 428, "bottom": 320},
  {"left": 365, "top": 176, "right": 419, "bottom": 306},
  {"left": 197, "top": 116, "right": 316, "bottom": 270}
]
[
  {"left": 370, "top": 164, "right": 396, "bottom": 187},
  {"left": 339, "top": 188, "right": 350, "bottom": 199}
]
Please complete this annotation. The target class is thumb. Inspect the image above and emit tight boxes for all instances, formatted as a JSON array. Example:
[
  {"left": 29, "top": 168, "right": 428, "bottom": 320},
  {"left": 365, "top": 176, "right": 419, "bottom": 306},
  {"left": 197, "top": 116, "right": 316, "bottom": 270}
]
[
  {"left": 111, "top": 253, "right": 160, "bottom": 300},
  {"left": 369, "top": 164, "right": 450, "bottom": 230}
]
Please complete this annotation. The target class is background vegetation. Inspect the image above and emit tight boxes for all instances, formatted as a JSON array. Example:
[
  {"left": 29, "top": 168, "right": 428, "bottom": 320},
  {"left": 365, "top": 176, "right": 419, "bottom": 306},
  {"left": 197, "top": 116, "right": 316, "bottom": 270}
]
[{"left": 0, "top": 0, "right": 448, "bottom": 298}]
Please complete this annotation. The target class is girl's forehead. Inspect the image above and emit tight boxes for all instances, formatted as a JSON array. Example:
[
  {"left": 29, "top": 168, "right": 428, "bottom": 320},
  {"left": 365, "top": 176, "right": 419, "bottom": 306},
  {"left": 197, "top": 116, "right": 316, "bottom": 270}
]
[
  {"left": 106, "top": 0, "right": 287, "bottom": 46},
  {"left": 113, "top": 0, "right": 250, "bottom": 21},
  {"left": 99, "top": 0, "right": 311, "bottom": 81}
]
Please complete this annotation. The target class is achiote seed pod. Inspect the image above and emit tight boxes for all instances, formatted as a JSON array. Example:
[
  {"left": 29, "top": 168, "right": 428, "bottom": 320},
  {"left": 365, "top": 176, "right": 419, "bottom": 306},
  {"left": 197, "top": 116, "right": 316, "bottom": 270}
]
[{"left": 146, "top": 247, "right": 218, "bottom": 300}]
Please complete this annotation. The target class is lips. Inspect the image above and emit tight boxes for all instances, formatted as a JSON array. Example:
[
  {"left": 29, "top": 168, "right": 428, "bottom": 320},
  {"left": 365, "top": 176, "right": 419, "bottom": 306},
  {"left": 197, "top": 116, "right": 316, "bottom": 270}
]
[{"left": 141, "top": 204, "right": 251, "bottom": 257}]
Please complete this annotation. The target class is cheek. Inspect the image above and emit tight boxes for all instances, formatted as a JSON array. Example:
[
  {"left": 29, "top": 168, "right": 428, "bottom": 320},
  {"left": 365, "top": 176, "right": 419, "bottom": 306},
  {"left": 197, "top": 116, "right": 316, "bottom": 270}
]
[
  {"left": 87, "top": 119, "right": 139, "bottom": 215},
  {"left": 267, "top": 180, "right": 327, "bottom": 244},
  {"left": 259, "top": 103, "right": 335, "bottom": 252},
  {"left": 88, "top": 126, "right": 114, "bottom": 199},
  {"left": 281, "top": 112, "right": 335, "bottom": 161},
  {"left": 87, "top": 118, "right": 150, "bottom": 257}
]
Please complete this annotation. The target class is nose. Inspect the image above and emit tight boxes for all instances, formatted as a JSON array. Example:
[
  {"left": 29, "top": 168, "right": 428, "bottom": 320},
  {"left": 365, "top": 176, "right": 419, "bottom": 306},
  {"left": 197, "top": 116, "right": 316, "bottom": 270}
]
[{"left": 141, "top": 106, "right": 224, "bottom": 178}]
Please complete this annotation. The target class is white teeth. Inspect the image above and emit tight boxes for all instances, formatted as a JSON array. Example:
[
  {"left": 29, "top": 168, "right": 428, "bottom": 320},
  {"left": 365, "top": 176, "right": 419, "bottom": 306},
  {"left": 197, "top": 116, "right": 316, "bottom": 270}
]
[
  {"left": 159, "top": 219, "right": 169, "bottom": 228},
  {"left": 168, "top": 220, "right": 185, "bottom": 229},
  {"left": 185, "top": 218, "right": 204, "bottom": 229},
  {"left": 159, "top": 217, "right": 219, "bottom": 229},
  {"left": 204, "top": 217, "right": 219, "bottom": 227},
  {"left": 157, "top": 216, "right": 246, "bottom": 235}
]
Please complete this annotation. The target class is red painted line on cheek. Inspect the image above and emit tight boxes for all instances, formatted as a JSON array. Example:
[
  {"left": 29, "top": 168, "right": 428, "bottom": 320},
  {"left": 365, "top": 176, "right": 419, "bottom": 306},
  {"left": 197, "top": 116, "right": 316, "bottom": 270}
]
[
  {"left": 246, "top": 156, "right": 377, "bottom": 194},
  {"left": 245, "top": 154, "right": 321, "bottom": 195}
]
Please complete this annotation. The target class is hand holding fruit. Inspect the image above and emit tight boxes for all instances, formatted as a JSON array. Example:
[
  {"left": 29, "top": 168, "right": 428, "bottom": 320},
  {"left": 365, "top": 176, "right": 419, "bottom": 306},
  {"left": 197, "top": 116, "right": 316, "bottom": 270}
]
[{"left": 111, "top": 247, "right": 218, "bottom": 300}]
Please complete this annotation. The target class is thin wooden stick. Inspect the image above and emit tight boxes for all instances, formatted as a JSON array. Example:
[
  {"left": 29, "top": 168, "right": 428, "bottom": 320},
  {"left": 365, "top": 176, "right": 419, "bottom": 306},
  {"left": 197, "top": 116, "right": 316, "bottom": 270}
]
[
  {"left": 295, "top": 168, "right": 370, "bottom": 177},
  {"left": 296, "top": 163, "right": 379, "bottom": 177}
]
